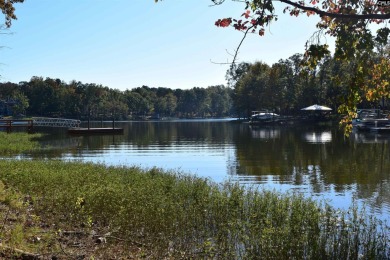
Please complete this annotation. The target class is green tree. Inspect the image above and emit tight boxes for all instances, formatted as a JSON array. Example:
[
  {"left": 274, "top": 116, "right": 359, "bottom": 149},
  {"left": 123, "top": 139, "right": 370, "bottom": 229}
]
[
  {"left": 77, "top": 83, "right": 107, "bottom": 119},
  {"left": 268, "top": 63, "right": 290, "bottom": 113},
  {"left": 22, "top": 77, "right": 53, "bottom": 116},
  {"left": 226, "top": 62, "right": 251, "bottom": 88},
  {"left": 193, "top": 87, "right": 210, "bottom": 117},
  {"left": 10, "top": 89, "right": 28, "bottom": 116},
  {"left": 208, "top": 85, "right": 232, "bottom": 117},
  {"left": 64, "top": 80, "right": 83, "bottom": 118},
  {"left": 233, "top": 62, "right": 271, "bottom": 117},
  {"left": 155, "top": 93, "right": 177, "bottom": 117},
  {"left": 0, "top": 82, "right": 29, "bottom": 116},
  {"left": 125, "top": 90, "right": 153, "bottom": 117},
  {"left": 103, "top": 89, "right": 128, "bottom": 120},
  {"left": 269, "top": 55, "right": 301, "bottom": 113},
  {"left": 133, "top": 86, "right": 156, "bottom": 115},
  {"left": 0, "top": 82, "right": 19, "bottom": 98},
  {"left": 176, "top": 89, "right": 198, "bottom": 117}
]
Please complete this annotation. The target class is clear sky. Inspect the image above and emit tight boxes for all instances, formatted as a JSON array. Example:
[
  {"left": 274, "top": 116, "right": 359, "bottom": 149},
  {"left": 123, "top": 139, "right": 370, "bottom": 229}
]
[{"left": 0, "top": 0, "right": 326, "bottom": 90}]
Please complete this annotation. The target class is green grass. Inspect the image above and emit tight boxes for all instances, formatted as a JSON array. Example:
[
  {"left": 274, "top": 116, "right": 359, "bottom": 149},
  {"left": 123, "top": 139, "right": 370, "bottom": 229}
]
[
  {"left": 0, "top": 179, "right": 57, "bottom": 258},
  {"left": 0, "top": 160, "right": 389, "bottom": 259},
  {"left": 0, "top": 132, "right": 42, "bottom": 155}
]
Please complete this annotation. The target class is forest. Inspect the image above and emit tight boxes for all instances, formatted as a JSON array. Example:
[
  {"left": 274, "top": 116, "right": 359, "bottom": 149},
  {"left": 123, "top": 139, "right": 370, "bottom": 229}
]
[
  {"left": 0, "top": 48, "right": 388, "bottom": 120},
  {"left": 0, "top": 78, "right": 232, "bottom": 120}
]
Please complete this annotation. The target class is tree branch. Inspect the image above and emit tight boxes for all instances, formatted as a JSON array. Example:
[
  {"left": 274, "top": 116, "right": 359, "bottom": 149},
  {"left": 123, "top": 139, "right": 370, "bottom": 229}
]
[
  {"left": 210, "top": 26, "right": 254, "bottom": 65},
  {"left": 213, "top": 0, "right": 390, "bottom": 20},
  {"left": 279, "top": 0, "right": 390, "bottom": 20},
  {"left": 232, "top": 25, "right": 254, "bottom": 65}
]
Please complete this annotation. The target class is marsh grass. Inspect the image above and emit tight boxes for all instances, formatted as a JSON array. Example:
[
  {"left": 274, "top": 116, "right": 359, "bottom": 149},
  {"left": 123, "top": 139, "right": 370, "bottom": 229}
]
[
  {"left": 0, "top": 132, "right": 42, "bottom": 155},
  {"left": 0, "top": 160, "right": 389, "bottom": 259},
  {"left": 0, "top": 179, "right": 58, "bottom": 258}
]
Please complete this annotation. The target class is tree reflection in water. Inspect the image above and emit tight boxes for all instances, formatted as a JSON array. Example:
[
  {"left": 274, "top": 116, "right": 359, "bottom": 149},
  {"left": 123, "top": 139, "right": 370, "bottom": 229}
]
[{"left": 235, "top": 124, "right": 390, "bottom": 217}]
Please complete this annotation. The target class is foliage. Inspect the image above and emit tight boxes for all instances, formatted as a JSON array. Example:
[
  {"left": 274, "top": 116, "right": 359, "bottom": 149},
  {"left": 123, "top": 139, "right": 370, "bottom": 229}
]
[
  {"left": 0, "top": 79, "right": 234, "bottom": 119},
  {"left": 0, "top": 0, "right": 24, "bottom": 28},
  {"left": 229, "top": 44, "right": 390, "bottom": 120},
  {"left": 231, "top": 56, "right": 320, "bottom": 117},
  {"left": 211, "top": 0, "right": 389, "bottom": 62},
  {"left": 233, "top": 62, "right": 271, "bottom": 116},
  {"left": 211, "top": 0, "right": 390, "bottom": 129},
  {"left": 0, "top": 160, "right": 389, "bottom": 258},
  {"left": 365, "top": 57, "right": 390, "bottom": 102}
]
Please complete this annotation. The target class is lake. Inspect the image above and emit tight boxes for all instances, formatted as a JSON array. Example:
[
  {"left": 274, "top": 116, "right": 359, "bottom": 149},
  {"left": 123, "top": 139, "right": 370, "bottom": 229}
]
[{"left": 22, "top": 119, "right": 390, "bottom": 220}]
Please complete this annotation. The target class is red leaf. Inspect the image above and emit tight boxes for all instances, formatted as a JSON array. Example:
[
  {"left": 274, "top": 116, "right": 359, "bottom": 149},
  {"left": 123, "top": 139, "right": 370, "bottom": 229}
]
[
  {"left": 259, "top": 28, "right": 265, "bottom": 36},
  {"left": 244, "top": 10, "right": 251, "bottom": 19},
  {"left": 215, "top": 18, "right": 232, "bottom": 27}
]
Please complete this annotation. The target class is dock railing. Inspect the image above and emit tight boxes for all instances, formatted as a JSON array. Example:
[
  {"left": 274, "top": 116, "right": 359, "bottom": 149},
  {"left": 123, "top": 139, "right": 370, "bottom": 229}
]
[
  {"left": 0, "top": 119, "right": 34, "bottom": 133},
  {"left": 32, "top": 117, "right": 81, "bottom": 128}
]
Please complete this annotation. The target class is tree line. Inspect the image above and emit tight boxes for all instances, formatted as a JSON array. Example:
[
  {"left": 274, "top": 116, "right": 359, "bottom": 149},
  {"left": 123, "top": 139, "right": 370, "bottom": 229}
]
[
  {"left": 0, "top": 77, "right": 233, "bottom": 119},
  {"left": 0, "top": 46, "right": 388, "bottom": 120},
  {"left": 230, "top": 45, "right": 389, "bottom": 118}
]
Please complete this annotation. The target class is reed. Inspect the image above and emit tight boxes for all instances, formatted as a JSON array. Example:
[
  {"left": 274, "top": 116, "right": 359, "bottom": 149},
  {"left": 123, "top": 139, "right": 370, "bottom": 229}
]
[
  {"left": 0, "top": 159, "right": 388, "bottom": 259},
  {"left": 0, "top": 132, "right": 42, "bottom": 155}
]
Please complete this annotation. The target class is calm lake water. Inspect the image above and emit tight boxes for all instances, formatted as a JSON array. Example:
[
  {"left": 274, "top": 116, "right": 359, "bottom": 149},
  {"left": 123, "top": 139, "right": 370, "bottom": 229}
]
[{"left": 22, "top": 119, "right": 390, "bottom": 220}]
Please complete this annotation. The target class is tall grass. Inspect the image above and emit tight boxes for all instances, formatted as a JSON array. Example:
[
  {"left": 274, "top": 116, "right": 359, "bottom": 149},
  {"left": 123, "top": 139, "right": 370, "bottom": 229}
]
[
  {"left": 0, "top": 132, "right": 42, "bottom": 155},
  {"left": 0, "top": 160, "right": 388, "bottom": 259}
]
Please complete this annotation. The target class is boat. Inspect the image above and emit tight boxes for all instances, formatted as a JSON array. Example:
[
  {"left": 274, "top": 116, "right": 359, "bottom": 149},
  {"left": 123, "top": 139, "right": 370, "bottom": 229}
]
[
  {"left": 352, "top": 109, "right": 390, "bottom": 132},
  {"left": 249, "top": 110, "right": 280, "bottom": 124}
]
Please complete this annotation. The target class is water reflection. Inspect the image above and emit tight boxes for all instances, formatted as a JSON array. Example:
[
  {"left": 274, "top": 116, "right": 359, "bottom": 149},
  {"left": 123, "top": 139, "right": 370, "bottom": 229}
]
[
  {"left": 233, "top": 124, "right": 390, "bottom": 217},
  {"left": 249, "top": 126, "right": 280, "bottom": 139},
  {"left": 19, "top": 121, "right": 390, "bottom": 218},
  {"left": 352, "top": 130, "right": 390, "bottom": 144},
  {"left": 302, "top": 131, "right": 332, "bottom": 143}
]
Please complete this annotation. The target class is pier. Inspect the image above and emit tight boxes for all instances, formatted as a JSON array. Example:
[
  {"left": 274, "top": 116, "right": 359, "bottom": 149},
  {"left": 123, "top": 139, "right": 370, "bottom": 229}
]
[
  {"left": 0, "top": 117, "right": 124, "bottom": 135},
  {"left": 67, "top": 127, "right": 124, "bottom": 135},
  {"left": 0, "top": 119, "right": 34, "bottom": 133}
]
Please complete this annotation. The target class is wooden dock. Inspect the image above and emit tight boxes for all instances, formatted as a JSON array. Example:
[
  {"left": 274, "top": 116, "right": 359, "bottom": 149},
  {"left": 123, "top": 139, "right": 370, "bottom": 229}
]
[
  {"left": 68, "top": 127, "right": 124, "bottom": 135},
  {"left": 0, "top": 119, "right": 34, "bottom": 133},
  {"left": 369, "top": 127, "right": 390, "bottom": 134}
]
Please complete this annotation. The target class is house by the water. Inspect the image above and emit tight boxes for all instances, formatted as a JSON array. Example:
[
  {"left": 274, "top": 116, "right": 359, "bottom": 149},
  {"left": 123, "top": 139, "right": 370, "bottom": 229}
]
[{"left": 0, "top": 98, "right": 18, "bottom": 117}]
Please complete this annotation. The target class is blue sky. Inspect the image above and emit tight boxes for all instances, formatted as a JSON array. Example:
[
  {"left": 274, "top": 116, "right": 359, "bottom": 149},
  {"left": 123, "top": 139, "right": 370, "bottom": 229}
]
[{"left": 0, "top": 0, "right": 325, "bottom": 90}]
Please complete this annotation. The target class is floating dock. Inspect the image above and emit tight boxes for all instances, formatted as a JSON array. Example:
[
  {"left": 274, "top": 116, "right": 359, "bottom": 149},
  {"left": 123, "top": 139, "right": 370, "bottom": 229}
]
[
  {"left": 68, "top": 127, "right": 124, "bottom": 135},
  {"left": 369, "top": 127, "right": 390, "bottom": 134}
]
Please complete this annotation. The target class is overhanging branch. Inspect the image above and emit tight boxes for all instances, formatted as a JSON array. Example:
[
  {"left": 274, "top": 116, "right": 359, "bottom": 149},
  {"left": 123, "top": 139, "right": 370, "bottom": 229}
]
[
  {"left": 232, "top": 25, "right": 254, "bottom": 65},
  {"left": 279, "top": 0, "right": 390, "bottom": 20}
]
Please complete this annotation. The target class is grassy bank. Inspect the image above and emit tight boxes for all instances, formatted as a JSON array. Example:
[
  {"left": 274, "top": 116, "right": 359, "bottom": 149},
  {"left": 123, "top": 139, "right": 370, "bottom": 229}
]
[
  {"left": 0, "top": 160, "right": 389, "bottom": 259},
  {"left": 0, "top": 132, "right": 42, "bottom": 155},
  {"left": 0, "top": 133, "right": 389, "bottom": 259}
]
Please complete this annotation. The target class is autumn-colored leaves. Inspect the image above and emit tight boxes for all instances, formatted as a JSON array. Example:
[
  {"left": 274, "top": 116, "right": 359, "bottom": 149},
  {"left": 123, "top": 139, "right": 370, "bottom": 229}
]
[
  {"left": 365, "top": 58, "right": 390, "bottom": 102},
  {"left": 0, "top": 0, "right": 24, "bottom": 27},
  {"left": 215, "top": 10, "right": 274, "bottom": 36},
  {"left": 215, "top": 18, "right": 232, "bottom": 27}
]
